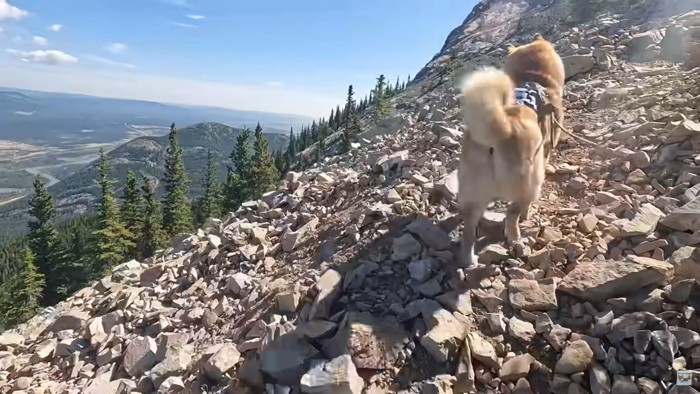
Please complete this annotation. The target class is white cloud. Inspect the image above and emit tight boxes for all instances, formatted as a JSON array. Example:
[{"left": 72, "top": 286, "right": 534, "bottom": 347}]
[
  {"left": 0, "top": 64, "right": 341, "bottom": 117},
  {"left": 85, "top": 54, "right": 136, "bottom": 69},
  {"left": 106, "top": 42, "right": 128, "bottom": 55},
  {"left": 0, "top": 0, "right": 27, "bottom": 21},
  {"left": 49, "top": 24, "right": 63, "bottom": 32},
  {"left": 186, "top": 14, "right": 205, "bottom": 20},
  {"left": 7, "top": 49, "right": 78, "bottom": 65},
  {"left": 33, "top": 36, "right": 48, "bottom": 46},
  {"left": 172, "top": 21, "right": 197, "bottom": 28}
]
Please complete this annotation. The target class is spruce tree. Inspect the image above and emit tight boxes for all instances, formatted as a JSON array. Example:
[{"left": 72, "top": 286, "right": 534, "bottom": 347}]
[
  {"left": 162, "top": 123, "right": 193, "bottom": 236},
  {"left": 92, "top": 149, "right": 135, "bottom": 274},
  {"left": 375, "top": 74, "right": 390, "bottom": 116},
  {"left": 335, "top": 105, "right": 343, "bottom": 129},
  {"left": 140, "top": 177, "right": 166, "bottom": 258},
  {"left": 395, "top": 76, "right": 401, "bottom": 94},
  {"left": 223, "top": 128, "right": 253, "bottom": 212},
  {"left": 120, "top": 170, "right": 141, "bottom": 258},
  {"left": 197, "top": 149, "right": 222, "bottom": 225},
  {"left": 344, "top": 85, "right": 355, "bottom": 124},
  {"left": 250, "top": 123, "right": 280, "bottom": 199},
  {"left": 28, "top": 176, "right": 70, "bottom": 305},
  {"left": 328, "top": 108, "right": 335, "bottom": 128},
  {"left": 0, "top": 246, "right": 44, "bottom": 326}
]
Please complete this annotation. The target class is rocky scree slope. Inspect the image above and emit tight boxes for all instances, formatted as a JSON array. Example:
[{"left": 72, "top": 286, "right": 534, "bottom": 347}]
[{"left": 7, "top": 1, "right": 700, "bottom": 394}]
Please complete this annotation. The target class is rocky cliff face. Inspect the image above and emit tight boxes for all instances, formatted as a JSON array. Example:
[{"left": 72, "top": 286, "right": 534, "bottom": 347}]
[{"left": 5, "top": 1, "right": 700, "bottom": 394}]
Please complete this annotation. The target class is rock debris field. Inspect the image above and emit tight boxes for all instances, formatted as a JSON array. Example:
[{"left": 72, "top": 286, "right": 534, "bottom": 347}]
[{"left": 6, "top": 1, "right": 700, "bottom": 393}]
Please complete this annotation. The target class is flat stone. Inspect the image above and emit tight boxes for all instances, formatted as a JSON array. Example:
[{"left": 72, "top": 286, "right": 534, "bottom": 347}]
[
  {"left": 408, "top": 259, "right": 433, "bottom": 283},
  {"left": 324, "top": 312, "right": 409, "bottom": 370},
  {"left": 309, "top": 269, "right": 343, "bottom": 320},
  {"left": 123, "top": 336, "right": 159, "bottom": 377},
  {"left": 660, "top": 196, "right": 700, "bottom": 232},
  {"left": 391, "top": 233, "right": 423, "bottom": 261},
  {"left": 468, "top": 332, "right": 499, "bottom": 370},
  {"left": 300, "top": 354, "right": 364, "bottom": 394},
  {"left": 611, "top": 375, "right": 639, "bottom": 394},
  {"left": 420, "top": 308, "right": 470, "bottom": 362},
  {"left": 499, "top": 354, "right": 537, "bottom": 382},
  {"left": 51, "top": 311, "right": 89, "bottom": 332},
  {"left": 620, "top": 204, "right": 664, "bottom": 237},
  {"left": 558, "top": 258, "right": 673, "bottom": 302},
  {"left": 589, "top": 362, "right": 611, "bottom": 394},
  {"left": 406, "top": 218, "right": 451, "bottom": 250},
  {"left": 508, "top": 316, "right": 536, "bottom": 343},
  {"left": 437, "top": 290, "right": 473, "bottom": 316},
  {"left": 667, "top": 278, "right": 694, "bottom": 303},
  {"left": 651, "top": 329, "right": 678, "bottom": 362},
  {"left": 555, "top": 340, "right": 594, "bottom": 375},
  {"left": 261, "top": 334, "right": 320, "bottom": 385},
  {"left": 669, "top": 326, "right": 700, "bottom": 349},
  {"left": 508, "top": 278, "right": 558, "bottom": 311},
  {"left": 579, "top": 214, "right": 599, "bottom": 234}
]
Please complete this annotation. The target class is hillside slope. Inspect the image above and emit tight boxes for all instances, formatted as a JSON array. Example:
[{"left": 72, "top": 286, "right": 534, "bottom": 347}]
[
  {"left": 6, "top": 1, "right": 700, "bottom": 393},
  {"left": 0, "top": 122, "right": 289, "bottom": 238}
]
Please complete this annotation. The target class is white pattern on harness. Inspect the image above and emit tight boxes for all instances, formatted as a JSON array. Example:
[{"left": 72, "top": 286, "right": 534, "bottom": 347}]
[
  {"left": 513, "top": 82, "right": 546, "bottom": 112},
  {"left": 514, "top": 88, "right": 538, "bottom": 110}
]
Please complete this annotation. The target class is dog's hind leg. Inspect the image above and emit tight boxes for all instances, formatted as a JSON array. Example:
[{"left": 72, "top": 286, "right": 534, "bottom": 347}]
[
  {"left": 458, "top": 201, "right": 487, "bottom": 268},
  {"left": 505, "top": 201, "right": 528, "bottom": 246}
]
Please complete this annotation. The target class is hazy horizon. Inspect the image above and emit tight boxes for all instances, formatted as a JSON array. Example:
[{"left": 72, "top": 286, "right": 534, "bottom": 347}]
[{"left": 0, "top": 0, "right": 477, "bottom": 117}]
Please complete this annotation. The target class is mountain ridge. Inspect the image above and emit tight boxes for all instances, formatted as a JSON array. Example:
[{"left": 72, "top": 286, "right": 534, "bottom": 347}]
[{"left": 0, "top": 122, "right": 289, "bottom": 238}]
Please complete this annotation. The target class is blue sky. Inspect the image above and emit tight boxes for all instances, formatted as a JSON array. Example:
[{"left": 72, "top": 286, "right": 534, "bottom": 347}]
[{"left": 0, "top": 0, "right": 476, "bottom": 117}]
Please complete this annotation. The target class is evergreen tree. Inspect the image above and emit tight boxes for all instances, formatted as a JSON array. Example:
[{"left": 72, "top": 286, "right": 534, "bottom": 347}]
[
  {"left": 0, "top": 246, "right": 44, "bottom": 326},
  {"left": 274, "top": 149, "right": 287, "bottom": 176},
  {"left": 196, "top": 149, "right": 222, "bottom": 225},
  {"left": 223, "top": 128, "right": 254, "bottom": 212},
  {"left": 375, "top": 74, "right": 390, "bottom": 116},
  {"left": 92, "top": 149, "right": 135, "bottom": 275},
  {"left": 328, "top": 108, "right": 335, "bottom": 128},
  {"left": 344, "top": 113, "right": 362, "bottom": 152},
  {"left": 287, "top": 127, "right": 297, "bottom": 163},
  {"left": 335, "top": 105, "right": 343, "bottom": 129},
  {"left": 344, "top": 84, "right": 356, "bottom": 125},
  {"left": 28, "top": 176, "right": 70, "bottom": 305},
  {"left": 250, "top": 123, "right": 280, "bottom": 199},
  {"left": 140, "top": 177, "right": 166, "bottom": 258},
  {"left": 395, "top": 76, "right": 401, "bottom": 94},
  {"left": 120, "top": 170, "right": 141, "bottom": 258},
  {"left": 162, "top": 123, "right": 193, "bottom": 236}
]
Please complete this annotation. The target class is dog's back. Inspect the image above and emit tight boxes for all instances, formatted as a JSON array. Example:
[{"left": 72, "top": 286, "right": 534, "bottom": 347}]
[{"left": 504, "top": 36, "right": 565, "bottom": 91}]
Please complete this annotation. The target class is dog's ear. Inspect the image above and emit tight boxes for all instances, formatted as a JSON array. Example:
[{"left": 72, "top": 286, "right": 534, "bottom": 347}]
[{"left": 533, "top": 33, "right": 544, "bottom": 41}]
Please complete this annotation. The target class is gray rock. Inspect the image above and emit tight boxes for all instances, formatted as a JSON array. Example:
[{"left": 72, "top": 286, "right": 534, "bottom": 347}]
[
  {"left": 508, "top": 316, "right": 536, "bottom": 343},
  {"left": 562, "top": 54, "right": 595, "bottom": 79},
  {"left": 589, "top": 362, "right": 611, "bottom": 394},
  {"left": 611, "top": 375, "right": 639, "bottom": 394},
  {"left": 406, "top": 218, "right": 451, "bottom": 250},
  {"left": 620, "top": 204, "right": 664, "bottom": 237},
  {"left": 408, "top": 259, "right": 433, "bottom": 283},
  {"left": 508, "top": 278, "right": 558, "bottom": 311},
  {"left": 468, "top": 332, "right": 499, "bottom": 370},
  {"left": 651, "top": 329, "right": 678, "bottom": 362},
  {"left": 123, "top": 336, "right": 159, "bottom": 377},
  {"left": 499, "top": 354, "right": 536, "bottom": 382},
  {"left": 300, "top": 354, "right": 364, "bottom": 394},
  {"left": 555, "top": 340, "right": 594, "bottom": 375},
  {"left": 660, "top": 196, "right": 700, "bottom": 232},
  {"left": 634, "top": 330, "right": 652, "bottom": 354},
  {"left": 391, "top": 233, "right": 423, "bottom": 261},
  {"left": 667, "top": 278, "right": 694, "bottom": 303},
  {"left": 669, "top": 326, "right": 700, "bottom": 349},
  {"left": 309, "top": 269, "right": 343, "bottom": 320},
  {"left": 261, "top": 334, "right": 320, "bottom": 385}
]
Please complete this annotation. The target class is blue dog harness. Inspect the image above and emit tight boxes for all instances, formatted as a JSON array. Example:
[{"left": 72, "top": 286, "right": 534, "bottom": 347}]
[{"left": 513, "top": 82, "right": 547, "bottom": 112}]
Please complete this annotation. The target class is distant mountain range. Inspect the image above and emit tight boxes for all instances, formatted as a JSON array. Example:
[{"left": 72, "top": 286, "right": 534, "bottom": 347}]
[
  {"left": 0, "top": 87, "right": 311, "bottom": 146},
  {"left": 0, "top": 122, "right": 290, "bottom": 239}
]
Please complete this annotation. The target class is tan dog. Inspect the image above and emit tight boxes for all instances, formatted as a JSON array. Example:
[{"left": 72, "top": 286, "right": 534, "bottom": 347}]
[
  {"left": 504, "top": 35, "right": 565, "bottom": 164},
  {"left": 456, "top": 68, "right": 546, "bottom": 268}
]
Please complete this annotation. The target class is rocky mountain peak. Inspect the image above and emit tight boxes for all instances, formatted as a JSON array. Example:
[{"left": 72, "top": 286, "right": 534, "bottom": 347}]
[{"left": 5, "top": 0, "right": 700, "bottom": 393}]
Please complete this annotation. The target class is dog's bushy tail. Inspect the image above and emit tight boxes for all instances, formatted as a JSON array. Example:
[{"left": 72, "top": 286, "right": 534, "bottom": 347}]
[{"left": 459, "top": 67, "right": 515, "bottom": 147}]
